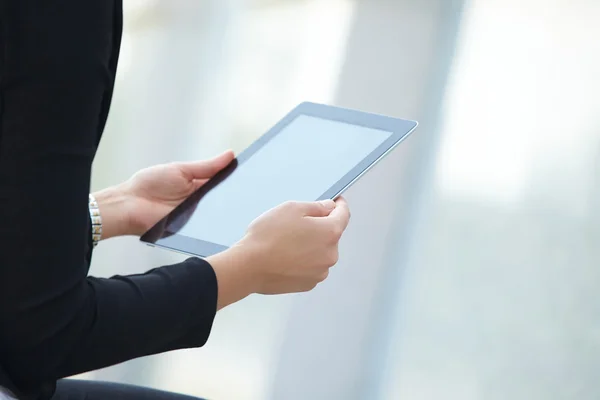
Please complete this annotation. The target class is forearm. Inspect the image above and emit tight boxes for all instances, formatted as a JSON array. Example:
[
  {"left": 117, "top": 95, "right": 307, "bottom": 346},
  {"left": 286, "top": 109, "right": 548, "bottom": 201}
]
[
  {"left": 92, "top": 185, "right": 137, "bottom": 240},
  {"left": 207, "top": 245, "right": 259, "bottom": 310},
  {"left": 2, "top": 258, "right": 218, "bottom": 390}
]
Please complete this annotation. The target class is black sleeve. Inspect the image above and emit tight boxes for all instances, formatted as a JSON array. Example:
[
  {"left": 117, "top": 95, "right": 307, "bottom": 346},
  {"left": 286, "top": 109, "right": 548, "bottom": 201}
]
[{"left": 0, "top": 0, "right": 218, "bottom": 397}]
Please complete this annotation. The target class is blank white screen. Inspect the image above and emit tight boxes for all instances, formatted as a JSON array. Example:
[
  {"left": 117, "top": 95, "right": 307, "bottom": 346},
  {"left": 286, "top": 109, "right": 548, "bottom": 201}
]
[{"left": 175, "top": 115, "right": 392, "bottom": 247}]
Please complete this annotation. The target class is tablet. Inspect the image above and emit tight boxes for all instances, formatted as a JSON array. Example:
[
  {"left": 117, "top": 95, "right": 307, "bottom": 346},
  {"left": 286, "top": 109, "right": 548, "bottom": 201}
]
[{"left": 141, "top": 102, "right": 418, "bottom": 257}]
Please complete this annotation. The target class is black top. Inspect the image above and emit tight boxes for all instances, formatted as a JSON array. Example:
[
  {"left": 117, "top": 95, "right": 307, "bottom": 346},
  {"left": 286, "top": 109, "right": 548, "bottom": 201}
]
[{"left": 0, "top": 1, "right": 218, "bottom": 399}]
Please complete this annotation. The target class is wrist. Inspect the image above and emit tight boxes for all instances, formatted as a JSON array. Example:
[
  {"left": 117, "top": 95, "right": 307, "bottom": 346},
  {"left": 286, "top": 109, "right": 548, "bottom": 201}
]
[
  {"left": 207, "top": 243, "right": 261, "bottom": 310},
  {"left": 92, "top": 185, "right": 137, "bottom": 239}
]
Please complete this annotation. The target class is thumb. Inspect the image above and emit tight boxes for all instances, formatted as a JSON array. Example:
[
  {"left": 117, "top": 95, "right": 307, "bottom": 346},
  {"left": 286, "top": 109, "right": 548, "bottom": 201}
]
[
  {"left": 179, "top": 150, "right": 235, "bottom": 180},
  {"left": 325, "top": 196, "right": 350, "bottom": 230},
  {"left": 299, "top": 199, "right": 336, "bottom": 217}
]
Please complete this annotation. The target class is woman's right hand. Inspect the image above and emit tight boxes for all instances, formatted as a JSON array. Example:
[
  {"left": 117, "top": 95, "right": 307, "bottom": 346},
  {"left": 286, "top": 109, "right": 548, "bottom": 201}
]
[{"left": 207, "top": 197, "right": 351, "bottom": 309}]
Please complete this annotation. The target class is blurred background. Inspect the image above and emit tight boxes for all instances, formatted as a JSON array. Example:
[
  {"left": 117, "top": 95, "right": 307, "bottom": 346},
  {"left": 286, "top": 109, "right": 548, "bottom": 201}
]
[{"left": 84, "top": 0, "right": 600, "bottom": 399}]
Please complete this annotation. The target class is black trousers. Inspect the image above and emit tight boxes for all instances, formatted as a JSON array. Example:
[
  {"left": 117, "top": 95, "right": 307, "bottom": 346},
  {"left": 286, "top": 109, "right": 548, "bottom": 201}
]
[{"left": 51, "top": 380, "right": 203, "bottom": 400}]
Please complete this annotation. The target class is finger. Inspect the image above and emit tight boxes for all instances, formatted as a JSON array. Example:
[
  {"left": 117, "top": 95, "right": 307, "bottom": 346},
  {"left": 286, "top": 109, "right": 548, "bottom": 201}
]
[
  {"left": 295, "top": 199, "right": 336, "bottom": 217},
  {"left": 324, "top": 196, "right": 350, "bottom": 231},
  {"left": 179, "top": 150, "right": 235, "bottom": 180}
]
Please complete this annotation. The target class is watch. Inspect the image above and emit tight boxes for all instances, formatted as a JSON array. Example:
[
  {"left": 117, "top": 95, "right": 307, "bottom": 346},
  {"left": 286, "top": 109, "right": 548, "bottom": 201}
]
[{"left": 88, "top": 194, "right": 102, "bottom": 247}]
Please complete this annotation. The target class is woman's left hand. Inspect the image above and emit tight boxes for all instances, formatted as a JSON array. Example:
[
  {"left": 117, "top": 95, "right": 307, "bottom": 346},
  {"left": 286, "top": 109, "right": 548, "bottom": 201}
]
[{"left": 94, "top": 150, "right": 235, "bottom": 239}]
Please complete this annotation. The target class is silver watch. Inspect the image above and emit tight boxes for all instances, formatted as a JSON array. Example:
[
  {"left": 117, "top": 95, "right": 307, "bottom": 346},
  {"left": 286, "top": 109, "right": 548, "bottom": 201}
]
[{"left": 88, "top": 194, "right": 102, "bottom": 247}]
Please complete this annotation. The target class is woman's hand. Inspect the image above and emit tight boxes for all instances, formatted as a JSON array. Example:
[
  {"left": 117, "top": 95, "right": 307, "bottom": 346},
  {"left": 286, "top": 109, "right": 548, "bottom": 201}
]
[
  {"left": 94, "top": 150, "right": 235, "bottom": 239},
  {"left": 207, "top": 197, "right": 351, "bottom": 309}
]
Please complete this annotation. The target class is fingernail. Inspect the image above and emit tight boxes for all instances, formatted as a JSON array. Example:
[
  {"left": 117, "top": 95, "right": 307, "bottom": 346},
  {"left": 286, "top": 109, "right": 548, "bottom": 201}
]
[{"left": 320, "top": 200, "right": 336, "bottom": 210}]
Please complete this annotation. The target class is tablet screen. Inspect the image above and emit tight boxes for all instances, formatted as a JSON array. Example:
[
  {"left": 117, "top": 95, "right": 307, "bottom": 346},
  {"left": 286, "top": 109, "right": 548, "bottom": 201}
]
[{"left": 172, "top": 115, "right": 393, "bottom": 247}]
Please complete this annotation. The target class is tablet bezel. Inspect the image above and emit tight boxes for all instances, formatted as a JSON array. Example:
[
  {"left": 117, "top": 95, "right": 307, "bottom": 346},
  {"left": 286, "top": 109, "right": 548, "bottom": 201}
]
[{"left": 140, "top": 102, "right": 418, "bottom": 258}]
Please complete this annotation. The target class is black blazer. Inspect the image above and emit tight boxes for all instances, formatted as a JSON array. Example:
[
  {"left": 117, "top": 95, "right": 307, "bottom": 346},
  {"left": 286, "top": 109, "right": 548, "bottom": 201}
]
[{"left": 0, "top": 1, "right": 218, "bottom": 399}]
